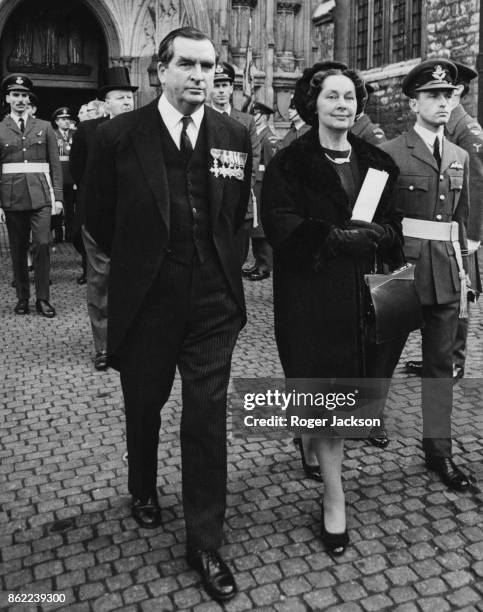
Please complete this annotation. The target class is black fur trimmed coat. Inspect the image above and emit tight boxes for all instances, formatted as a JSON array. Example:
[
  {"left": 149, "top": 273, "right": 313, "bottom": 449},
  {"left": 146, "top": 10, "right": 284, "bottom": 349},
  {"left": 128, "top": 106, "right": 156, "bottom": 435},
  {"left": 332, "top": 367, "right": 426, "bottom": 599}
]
[{"left": 261, "top": 128, "right": 404, "bottom": 378}]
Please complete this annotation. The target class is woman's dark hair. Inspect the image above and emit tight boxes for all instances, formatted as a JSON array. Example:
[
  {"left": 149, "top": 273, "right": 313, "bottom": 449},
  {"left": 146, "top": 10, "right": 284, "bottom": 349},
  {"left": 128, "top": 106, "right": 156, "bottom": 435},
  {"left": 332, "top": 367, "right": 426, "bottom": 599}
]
[
  {"left": 157, "top": 27, "right": 216, "bottom": 65},
  {"left": 294, "top": 64, "right": 367, "bottom": 126}
]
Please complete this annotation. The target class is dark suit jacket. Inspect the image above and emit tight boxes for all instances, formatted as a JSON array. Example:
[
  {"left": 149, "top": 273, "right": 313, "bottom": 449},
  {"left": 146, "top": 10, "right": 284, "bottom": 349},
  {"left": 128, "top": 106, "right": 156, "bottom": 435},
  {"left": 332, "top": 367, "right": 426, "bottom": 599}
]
[
  {"left": 0, "top": 115, "right": 62, "bottom": 210},
  {"left": 69, "top": 116, "right": 108, "bottom": 230},
  {"left": 380, "top": 128, "right": 469, "bottom": 305},
  {"left": 85, "top": 100, "right": 252, "bottom": 361}
]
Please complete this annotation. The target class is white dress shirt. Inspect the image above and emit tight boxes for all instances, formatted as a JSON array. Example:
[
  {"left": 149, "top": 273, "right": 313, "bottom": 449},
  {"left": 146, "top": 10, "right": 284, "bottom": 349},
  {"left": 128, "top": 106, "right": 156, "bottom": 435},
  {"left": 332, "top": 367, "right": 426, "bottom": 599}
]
[
  {"left": 10, "top": 112, "right": 29, "bottom": 130},
  {"left": 158, "top": 95, "right": 204, "bottom": 150},
  {"left": 414, "top": 123, "right": 444, "bottom": 156}
]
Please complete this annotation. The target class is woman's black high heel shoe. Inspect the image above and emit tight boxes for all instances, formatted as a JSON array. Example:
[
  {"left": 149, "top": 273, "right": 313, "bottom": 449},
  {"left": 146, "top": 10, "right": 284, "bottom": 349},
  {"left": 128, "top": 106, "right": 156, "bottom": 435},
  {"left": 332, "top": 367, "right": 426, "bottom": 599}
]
[
  {"left": 293, "top": 438, "right": 322, "bottom": 482},
  {"left": 321, "top": 508, "right": 349, "bottom": 556}
]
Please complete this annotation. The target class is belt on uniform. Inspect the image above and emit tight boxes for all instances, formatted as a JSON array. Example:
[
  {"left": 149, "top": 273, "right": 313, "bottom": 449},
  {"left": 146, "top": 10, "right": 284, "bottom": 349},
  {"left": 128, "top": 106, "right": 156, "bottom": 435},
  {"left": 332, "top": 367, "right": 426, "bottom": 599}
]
[
  {"left": 402, "top": 217, "right": 468, "bottom": 318},
  {"left": 1, "top": 162, "right": 56, "bottom": 210},
  {"left": 59, "top": 155, "right": 69, "bottom": 162}
]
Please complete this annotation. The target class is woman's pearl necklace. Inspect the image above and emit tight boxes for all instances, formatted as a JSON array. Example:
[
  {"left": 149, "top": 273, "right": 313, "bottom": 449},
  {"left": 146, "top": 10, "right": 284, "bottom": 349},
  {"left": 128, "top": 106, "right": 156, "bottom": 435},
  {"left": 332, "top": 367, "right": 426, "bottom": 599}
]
[{"left": 324, "top": 144, "right": 352, "bottom": 164}]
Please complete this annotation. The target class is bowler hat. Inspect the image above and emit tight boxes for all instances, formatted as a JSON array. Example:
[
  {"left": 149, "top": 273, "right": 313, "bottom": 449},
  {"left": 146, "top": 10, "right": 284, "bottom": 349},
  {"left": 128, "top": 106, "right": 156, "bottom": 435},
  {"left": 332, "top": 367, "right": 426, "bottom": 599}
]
[
  {"left": 214, "top": 62, "right": 235, "bottom": 83},
  {"left": 251, "top": 101, "right": 274, "bottom": 116},
  {"left": 402, "top": 58, "right": 458, "bottom": 96},
  {"left": 52, "top": 106, "right": 72, "bottom": 122},
  {"left": 2, "top": 73, "right": 33, "bottom": 94},
  {"left": 98, "top": 67, "right": 138, "bottom": 100}
]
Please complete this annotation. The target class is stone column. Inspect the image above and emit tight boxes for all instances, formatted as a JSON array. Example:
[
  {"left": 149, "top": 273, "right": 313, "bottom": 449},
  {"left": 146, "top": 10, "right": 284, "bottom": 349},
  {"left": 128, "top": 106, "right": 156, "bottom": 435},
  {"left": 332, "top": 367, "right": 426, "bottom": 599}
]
[
  {"left": 230, "top": 0, "right": 257, "bottom": 69},
  {"left": 275, "top": 2, "right": 300, "bottom": 73}
]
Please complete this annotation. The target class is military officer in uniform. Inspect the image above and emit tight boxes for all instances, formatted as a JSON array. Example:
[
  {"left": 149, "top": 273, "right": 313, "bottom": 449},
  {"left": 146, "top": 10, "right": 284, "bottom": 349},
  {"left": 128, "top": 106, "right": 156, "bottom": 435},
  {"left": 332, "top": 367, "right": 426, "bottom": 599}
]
[
  {"left": 209, "top": 62, "right": 260, "bottom": 265},
  {"left": 351, "top": 83, "right": 386, "bottom": 145},
  {"left": 278, "top": 94, "right": 310, "bottom": 149},
  {"left": 406, "top": 61, "right": 482, "bottom": 379},
  {"left": 243, "top": 101, "right": 279, "bottom": 281},
  {"left": 52, "top": 107, "right": 76, "bottom": 242},
  {"left": 0, "top": 74, "right": 62, "bottom": 317},
  {"left": 380, "top": 59, "right": 471, "bottom": 492}
]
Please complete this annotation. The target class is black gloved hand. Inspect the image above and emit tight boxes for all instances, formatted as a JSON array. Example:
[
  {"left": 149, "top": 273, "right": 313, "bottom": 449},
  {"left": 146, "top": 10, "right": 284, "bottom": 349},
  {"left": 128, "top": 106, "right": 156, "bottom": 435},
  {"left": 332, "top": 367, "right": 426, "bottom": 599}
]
[
  {"left": 326, "top": 226, "right": 379, "bottom": 256},
  {"left": 347, "top": 220, "right": 395, "bottom": 247}
]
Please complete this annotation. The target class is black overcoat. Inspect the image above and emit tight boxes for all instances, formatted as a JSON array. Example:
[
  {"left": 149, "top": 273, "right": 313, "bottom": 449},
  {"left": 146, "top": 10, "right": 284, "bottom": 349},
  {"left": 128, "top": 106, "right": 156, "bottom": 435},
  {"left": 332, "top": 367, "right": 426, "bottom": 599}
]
[{"left": 261, "top": 128, "right": 403, "bottom": 378}]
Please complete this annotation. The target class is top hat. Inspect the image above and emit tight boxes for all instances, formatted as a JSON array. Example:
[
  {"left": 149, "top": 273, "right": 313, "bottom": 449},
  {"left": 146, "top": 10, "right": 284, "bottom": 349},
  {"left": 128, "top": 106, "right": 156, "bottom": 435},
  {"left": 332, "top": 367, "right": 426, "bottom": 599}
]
[
  {"left": 251, "top": 101, "right": 274, "bottom": 116},
  {"left": 52, "top": 106, "right": 72, "bottom": 121},
  {"left": 2, "top": 73, "right": 33, "bottom": 94},
  {"left": 214, "top": 62, "right": 235, "bottom": 83},
  {"left": 98, "top": 67, "right": 138, "bottom": 100},
  {"left": 402, "top": 59, "right": 458, "bottom": 96}
]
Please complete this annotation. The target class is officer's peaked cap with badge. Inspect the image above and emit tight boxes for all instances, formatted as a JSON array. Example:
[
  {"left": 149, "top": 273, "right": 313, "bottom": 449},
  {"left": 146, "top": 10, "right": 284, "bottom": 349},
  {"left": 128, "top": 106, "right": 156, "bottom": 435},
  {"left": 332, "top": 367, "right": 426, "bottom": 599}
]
[
  {"left": 28, "top": 92, "right": 39, "bottom": 107},
  {"left": 98, "top": 66, "right": 138, "bottom": 100},
  {"left": 2, "top": 73, "right": 33, "bottom": 94},
  {"left": 214, "top": 62, "right": 235, "bottom": 83},
  {"left": 251, "top": 101, "right": 274, "bottom": 116},
  {"left": 402, "top": 58, "right": 458, "bottom": 97},
  {"left": 52, "top": 107, "right": 73, "bottom": 122}
]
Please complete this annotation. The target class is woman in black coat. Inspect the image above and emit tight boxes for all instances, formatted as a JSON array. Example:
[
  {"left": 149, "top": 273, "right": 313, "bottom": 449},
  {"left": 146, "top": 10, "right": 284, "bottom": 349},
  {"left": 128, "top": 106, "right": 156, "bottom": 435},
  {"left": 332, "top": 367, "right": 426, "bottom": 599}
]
[{"left": 262, "top": 62, "right": 404, "bottom": 555}]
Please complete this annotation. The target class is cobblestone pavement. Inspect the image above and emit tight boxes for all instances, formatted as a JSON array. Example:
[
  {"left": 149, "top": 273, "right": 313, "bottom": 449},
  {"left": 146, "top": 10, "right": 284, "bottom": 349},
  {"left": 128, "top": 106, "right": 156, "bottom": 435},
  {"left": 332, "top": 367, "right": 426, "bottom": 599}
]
[{"left": 0, "top": 242, "right": 482, "bottom": 612}]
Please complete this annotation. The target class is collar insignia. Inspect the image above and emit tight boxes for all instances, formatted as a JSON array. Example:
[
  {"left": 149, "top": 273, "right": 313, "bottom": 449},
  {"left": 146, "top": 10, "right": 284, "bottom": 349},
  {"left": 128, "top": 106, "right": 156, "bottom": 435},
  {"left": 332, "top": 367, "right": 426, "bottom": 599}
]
[{"left": 432, "top": 65, "right": 447, "bottom": 82}]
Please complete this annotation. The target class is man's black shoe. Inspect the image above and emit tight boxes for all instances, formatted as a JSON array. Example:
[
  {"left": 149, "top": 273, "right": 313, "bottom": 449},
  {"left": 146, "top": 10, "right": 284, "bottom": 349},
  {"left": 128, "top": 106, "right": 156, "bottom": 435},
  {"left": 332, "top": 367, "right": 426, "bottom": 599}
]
[
  {"left": 425, "top": 457, "right": 471, "bottom": 492},
  {"left": 35, "top": 299, "right": 56, "bottom": 318},
  {"left": 77, "top": 273, "right": 87, "bottom": 285},
  {"left": 187, "top": 549, "right": 237, "bottom": 602},
  {"left": 368, "top": 425, "right": 390, "bottom": 449},
  {"left": 14, "top": 299, "right": 29, "bottom": 315},
  {"left": 248, "top": 269, "right": 270, "bottom": 282},
  {"left": 453, "top": 364, "right": 464, "bottom": 380},
  {"left": 242, "top": 264, "right": 257, "bottom": 277},
  {"left": 94, "top": 350, "right": 108, "bottom": 371},
  {"left": 406, "top": 360, "right": 423, "bottom": 375},
  {"left": 131, "top": 495, "right": 161, "bottom": 529}
]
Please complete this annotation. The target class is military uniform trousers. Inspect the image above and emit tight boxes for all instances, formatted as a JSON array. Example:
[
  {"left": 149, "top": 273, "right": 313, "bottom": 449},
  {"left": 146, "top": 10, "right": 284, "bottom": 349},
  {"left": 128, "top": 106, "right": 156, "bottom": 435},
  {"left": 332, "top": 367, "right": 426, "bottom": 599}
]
[
  {"left": 117, "top": 252, "right": 242, "bottom": 551},
  {"left": 6, "top": 206, "right": 51, "bottom": 301},
  {"left": 82, "top": 226, "right": 110, "bottom": 352}
]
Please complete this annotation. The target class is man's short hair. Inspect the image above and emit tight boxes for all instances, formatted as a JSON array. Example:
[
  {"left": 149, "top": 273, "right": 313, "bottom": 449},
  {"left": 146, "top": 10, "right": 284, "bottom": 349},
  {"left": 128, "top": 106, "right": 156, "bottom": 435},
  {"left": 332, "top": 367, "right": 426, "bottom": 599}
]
[{"left": 157, "top": 27, "right": 216, "bottom": 66}]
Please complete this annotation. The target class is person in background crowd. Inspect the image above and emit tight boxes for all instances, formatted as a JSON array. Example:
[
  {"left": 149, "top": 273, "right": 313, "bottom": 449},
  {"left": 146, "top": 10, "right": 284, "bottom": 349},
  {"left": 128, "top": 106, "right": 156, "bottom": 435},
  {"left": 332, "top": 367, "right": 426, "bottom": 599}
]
[
  {"left": 406, "top": 60, "right": 482, "bottom": 380},
  {"left": 380, "top": 59, "right": 472, "bottom": 492},
  {"left": 70, "top": 67, "right": 137, "bottom": 370},
  {"left": 351, "top": 82, "right": 386, "bottom": 145},
  {"left": 86, "top": 99, "right": 105, "bottom": 119},
  {"left": 26, "top": 92, "right": 38, "bottom": 118},
  {"left": 262, "top": 61, "right": 404, "bottom": 557},
  {"left": 278, "top": 93, "right": 310, "bottom": 149},
  {"left": 77, "top": 104, "right": 88, "bottom": 122},
  {"left": 242, "top": 101, "right": 279, "bottom": 281},
  {"left": 0, "top": 74, "right": 63, "bottom": 318},
  {"left": 209, "top": 61, "right": 260, "bottom": 266},
  {"left": 51, "top": 107, "right": 76, "bottom": 243},
  {"left": 85, "top": 27, "right": 252, "bottom": 603}
]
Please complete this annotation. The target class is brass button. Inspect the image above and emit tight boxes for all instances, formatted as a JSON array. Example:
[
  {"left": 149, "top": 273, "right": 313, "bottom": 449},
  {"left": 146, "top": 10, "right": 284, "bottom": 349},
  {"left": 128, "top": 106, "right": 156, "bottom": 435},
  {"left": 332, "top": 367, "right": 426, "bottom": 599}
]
[
  {"left": 439, "top": 194, "right": 445, "bottom": 200},
  {"left": 192, "top": 208, "right": 197, "bottom": 214},
  {"left": 22, "top": 148, "right": 26, "bottom": 151},
  {"left": 436, "top": 214, "right": 442, "bottom": 220},
  {"left": 409, "top": 185, "right": 414, "bottom": 191},
  {"left": 439, "top": 175, "right": 444, "bottom": 181}
]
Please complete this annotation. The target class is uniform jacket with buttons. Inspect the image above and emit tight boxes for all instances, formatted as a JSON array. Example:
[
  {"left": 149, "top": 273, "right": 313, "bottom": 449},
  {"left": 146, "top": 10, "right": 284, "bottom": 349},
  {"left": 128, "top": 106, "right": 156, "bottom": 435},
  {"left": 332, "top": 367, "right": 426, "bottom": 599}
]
[
  {"left": 0, "top": 115, "right": 62, "bottom": 211},
  {"left": 351, "top": 113, "right": 386, "bottom": 146},
  {"left": 445, "top": 104, "right": 483, "bottom": 242},
  {"left": 380, "top": 128, "right": 469, "bottom": 305},
  {"left": 54, "top": 127, "right": 75, "bottom": 186},
  {"left": 252, "top": 124, "right": 279, "bottom": 238}
]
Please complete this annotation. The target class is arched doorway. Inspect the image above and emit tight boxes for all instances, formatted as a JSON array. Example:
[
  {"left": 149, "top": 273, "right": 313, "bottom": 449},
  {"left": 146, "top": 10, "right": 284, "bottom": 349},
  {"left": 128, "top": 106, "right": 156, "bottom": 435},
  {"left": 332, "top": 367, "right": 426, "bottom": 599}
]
[{"left": 0, "top": 0, "right": 109, "bottom": 121}]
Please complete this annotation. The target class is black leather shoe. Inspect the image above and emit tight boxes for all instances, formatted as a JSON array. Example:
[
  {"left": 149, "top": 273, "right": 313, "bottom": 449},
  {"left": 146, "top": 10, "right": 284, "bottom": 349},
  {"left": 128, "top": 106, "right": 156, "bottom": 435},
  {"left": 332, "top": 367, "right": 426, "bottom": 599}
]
[
  {"left": 453, "top": 365, "right": 464, "bottom": 381},
  {"left": 406, "top": 360, "right": 423, "bottom": 375},
  {"left": 294, "top": 438, "right": 322, "bottom": 481},
  {"left": 35, "top": 299, "right": 56, "bottom": 318},
  {"left": 321, "top": 509, "right": 349, "bottom": 556},
  {"left": 77, "top": 273, "right": 87, "bottom": 285},
  {"left": 368, "top": 425, "right": 390, "bottom": 449},
  {"left": 242, "top": 263, "right": 257, "bottom": 277},
  {"left": 131, "top": 495, "right": 162, "bottom": 529},
  {"left": 187, "top": 549, "right": 237, "bottom": 602},
  {"left": 94, "top": 350, "right": 108, "bottom": 371},
  {"left": 425, "top": 457, "right": 471, "bottom": 492},
  {"left": 248, "top": 269, "right": 270, "bottom": 281},
  {"left": 14, "top": 299, "right": 29, "bottom": 315}
]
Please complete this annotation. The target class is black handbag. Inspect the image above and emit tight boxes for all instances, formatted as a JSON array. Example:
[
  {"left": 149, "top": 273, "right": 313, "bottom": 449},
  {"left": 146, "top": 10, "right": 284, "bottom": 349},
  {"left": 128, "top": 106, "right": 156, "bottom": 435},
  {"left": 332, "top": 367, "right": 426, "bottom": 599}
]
[{"left": 364, "top": 263, "right": 424, "bottom": 344}]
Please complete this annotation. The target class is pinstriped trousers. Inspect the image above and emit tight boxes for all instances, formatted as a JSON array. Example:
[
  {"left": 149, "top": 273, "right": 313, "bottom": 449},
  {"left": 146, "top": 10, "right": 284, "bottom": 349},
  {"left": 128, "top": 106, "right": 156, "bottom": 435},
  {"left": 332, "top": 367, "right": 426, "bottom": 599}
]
[{"left": 118, "top": 253, "right": 242, "bottom": 551}]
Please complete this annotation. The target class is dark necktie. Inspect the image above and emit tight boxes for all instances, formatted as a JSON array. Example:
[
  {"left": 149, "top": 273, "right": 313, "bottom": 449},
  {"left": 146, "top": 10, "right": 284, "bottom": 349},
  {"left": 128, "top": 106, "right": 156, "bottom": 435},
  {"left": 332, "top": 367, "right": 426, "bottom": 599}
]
[
  {"left": 180, "top": 116, "right": 193, "bottom": 160},
  {"left": 19, "top": 117, "right": 25, "bottom": 133},
  {"left": 433, "top": 137, "right": 441, "bottom": 167}
]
